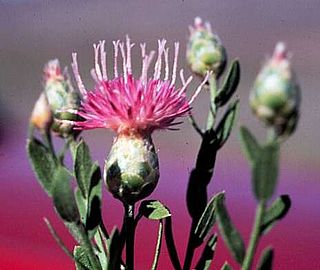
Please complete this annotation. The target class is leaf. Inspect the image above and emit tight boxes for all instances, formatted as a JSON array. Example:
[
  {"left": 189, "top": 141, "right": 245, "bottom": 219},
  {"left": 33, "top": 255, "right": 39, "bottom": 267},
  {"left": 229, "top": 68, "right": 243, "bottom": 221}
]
[
  {"left": 195, "top": 234, "right": 218, "bottom": 270},
  {"left": 257, "top": 247, "right": 274, "bottom": 270},
  {"left": 194, "top": 192, "right": 223, "bottom": 245},
  {"left": 52, "top": 166, "right": 80, "bottom": 223},
  {"left": 107, "top": 228, "right": 122, "bottom": 270},
  {"left": 27, "top": 137, "right": 57, "bottom": 195},
  {"left": 94, "top": 229, "right": 108, "bottom": 270},
  {"left": 239, "top": 126, "right": 260, "bottom": 165},
  {"left": 74, "top": 246, "right": 91, "bottom": 270},
  {"left": 252, "top": 142, "right": 279, "bottom": 201},
  {"left": 151, "top": 221, "right": 164, "bottom": 270},
  {"left": 139, "top": 200, "right": 171, "bottom": 220},
  {"left": 216, "top": 99, "right": 239, "bottom": 149},
  {"left": 221, "top": 262, "right": 233, "bottom": 270},
  {"left": 74, "top": 140, "right": 93, "bottom": 198},
  {"left": 215, "top": 194, "right": 245, "bottom": 264},
  {"left": 261, "top": 195, "right": 291, "bottom": 234},
  {"left": 216, "top": 59, "right": 240, "bottom": 107}
]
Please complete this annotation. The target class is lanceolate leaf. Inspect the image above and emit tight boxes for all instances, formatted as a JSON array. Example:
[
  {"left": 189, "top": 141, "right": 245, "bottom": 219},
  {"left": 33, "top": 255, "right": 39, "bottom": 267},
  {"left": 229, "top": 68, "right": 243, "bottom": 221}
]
[
  {"left": 194, "top": 192, "right": 224, "bottom": 245},
  {"left": 27, "top": 137, "right": 57, "bottom": 195},
  {"left": 52, "top": 166, "right": 80, "bottom": 223},
  {"left": 215, "top": 194, "right": 245, "bottom": 264},
  {"left": 252, "top": 142, "right": 279, "bottom": 201},
  {"left": 107, "top": 228, "right": 122, "bottom": 270},
  {"left": 138, "top": 200, "right": 171, "bottom": 220},
  {"left": 74, "top": 140, "right": 93, "bottom": 198},
  {"left": 257, "top": 247, "right": 274, "bottom": 270},
  {"left": 261, "top": 195, "right": 291, "bottom": 234},
  {"left": 74, "top": 246, "right": 91, "bottom": 270},
  {"left": 216, "top": 59, "right": 241, "bottom": 107},
  {"left": 195, "top": 234, "right": 218, "bottom": 270},
  {"left": 239, "top": 126, "right": 260, "bottom": 165},
  {"left": 216, "top": 99, "right": 239, "bottom": 149}
]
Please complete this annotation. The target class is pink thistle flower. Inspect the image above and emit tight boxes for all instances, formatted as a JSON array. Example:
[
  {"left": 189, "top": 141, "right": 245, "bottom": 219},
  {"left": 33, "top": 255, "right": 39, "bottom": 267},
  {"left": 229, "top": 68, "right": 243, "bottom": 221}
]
[{"left": 71, "top": 36, "right": 209, "bottom": 135}]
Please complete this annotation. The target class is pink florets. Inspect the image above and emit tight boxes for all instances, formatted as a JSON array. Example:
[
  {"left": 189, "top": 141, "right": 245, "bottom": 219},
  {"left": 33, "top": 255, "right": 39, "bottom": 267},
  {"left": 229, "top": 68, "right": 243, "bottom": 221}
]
[{"left": 71, "top": 36, "right": 209, "bottom": 134}]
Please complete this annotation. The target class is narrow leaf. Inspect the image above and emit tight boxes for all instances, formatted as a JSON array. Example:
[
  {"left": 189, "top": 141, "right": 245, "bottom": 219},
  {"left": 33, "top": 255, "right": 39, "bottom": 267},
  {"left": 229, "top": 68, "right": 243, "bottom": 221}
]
[
  {"left": 74, "top": 246, "right": 91, "bottom": 270},
  {"left": 216, "top": 99, "right": 239, "bottom": 149},
  {"left": 139, "top": 200, "right": 171, "bottom": 220},
  {"left": 27, "top": 138, "right": 57, "bottom": 195},
  {"left": 216, "top": 59, "right": 240, "bottom": 107},
  {"left": 257, "top": 247, "right": 274, "bottom": 270},
  {"left": 239, "top": 126, "right": 260, "bottom": 165},
  {"left": 151, "top": 221, "right": 164, "bottom": 270},
  {"left": 107, "top": 228, "right": 122, "bottom": 270},
  {"left": 74, "top": 140, "right": 93, "bottom": 198},
  {"left": 52, "top": 166, "right": 80, "bottom": 223},
  {"left": 261, "top": 195, "right": 291, "bottom": 234},
  {"left": 94, "top": 229, "right": 108, "bottom": 270},
  {"left": 195, "top": 234, "right": 218, "bottom": 270},
  {"left": 194, "top": 192, "right": 223, "bottom": 245},
  {"left": 252, "top": 142, "right": 279, "bottom": 201},
  {"left": 215, "top": 194, "right": 245, "bottom": 264}
]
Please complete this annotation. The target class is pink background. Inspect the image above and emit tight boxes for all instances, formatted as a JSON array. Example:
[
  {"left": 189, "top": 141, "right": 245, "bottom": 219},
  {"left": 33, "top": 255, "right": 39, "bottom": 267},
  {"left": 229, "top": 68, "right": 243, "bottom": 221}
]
[{"left": 0, "top": 1, "right": 319, "bottom": 269}]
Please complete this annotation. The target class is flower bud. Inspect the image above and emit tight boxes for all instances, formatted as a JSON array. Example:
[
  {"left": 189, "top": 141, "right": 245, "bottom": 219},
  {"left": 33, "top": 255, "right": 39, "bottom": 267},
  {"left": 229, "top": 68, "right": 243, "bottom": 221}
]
[
  {"left": 43, "top": 59, "right": 81, "bottom": 137},
  {"left": 250, "top": 42, "right": 300, "bottom": 134},
  {"left": 104, "top": 133, "right": 159, "bottom": 204},
  {"left": 187, "top": 17, "right": 227, "bottom": 78},
  {"left": 30, "top": 93, "right": 53, "bottom": 132}
]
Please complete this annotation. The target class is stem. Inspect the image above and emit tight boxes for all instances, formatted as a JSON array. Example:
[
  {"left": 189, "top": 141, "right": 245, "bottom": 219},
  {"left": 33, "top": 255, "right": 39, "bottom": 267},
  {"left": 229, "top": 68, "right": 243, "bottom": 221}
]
[
  {"left": 78, "top": 223, "right": 102, "bottom": 270},
  {"left": 183, "top": 221, "right": 197, "bottom": 270},
  {"left": 206, "top": 75, "right": 218, "bottom": 130},
  {"left": 125, "top": 204, "right": 135, "bottom": 270},
  {"left": 242, "top": 201, "right": 266, "bottom": 270},
  {"left": 151, "top": 220, "right": 163, "bottom": 270}
]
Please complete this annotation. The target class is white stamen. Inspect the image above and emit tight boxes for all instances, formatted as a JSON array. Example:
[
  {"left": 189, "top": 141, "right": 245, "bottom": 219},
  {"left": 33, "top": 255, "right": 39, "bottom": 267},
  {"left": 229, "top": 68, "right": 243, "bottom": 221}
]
[
  {"left": 93, "top": 43, "right": 103, "bottom": 81},
  {"left": 119, "top": 42, "right": 127, "bottom": 81},
  {"left": 164, "top": 47, "right": 169, "bottom": 81},
  {"left": 180, "top": 69, "right": 186, "bottom": 86},
  {"left": 100, "top": 40, "right": 108, "bottom": 80},
  {"left": 171, "top": 42, "right": 179, "bottom": 86},
  {"left": 154, "top": 39, "right": 166, "bottom": 80},
  {"left": 113, "top": 40, "right": 120, "bottom": 77},
  {"left": 71, "top": 52, "right": 86, "bottom": 95},
  {"left": 126, "top": 35, "right": 134, "bottom": 75},
  {"left": 189, "top": 71, "right": 211, "bottom": 104},
  {"left": 178, "top": 75, "right": 193, "bottom": 96},
  {"left": 90, "top": 68, "right": 99, "bottom": 83}
]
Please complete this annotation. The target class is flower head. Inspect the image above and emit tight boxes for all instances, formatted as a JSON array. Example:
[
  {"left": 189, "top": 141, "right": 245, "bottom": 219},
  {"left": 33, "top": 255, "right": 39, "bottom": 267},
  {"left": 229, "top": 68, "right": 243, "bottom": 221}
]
[{"left": 72, "top": 36, "right": 209, "bottom": 135}]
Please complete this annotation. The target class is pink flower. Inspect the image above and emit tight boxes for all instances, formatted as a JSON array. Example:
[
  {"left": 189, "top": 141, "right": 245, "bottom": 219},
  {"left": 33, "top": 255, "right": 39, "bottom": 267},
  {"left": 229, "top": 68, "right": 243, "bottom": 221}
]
[{"left": 71, "top": 36, "right": 209, "bottom": 135}]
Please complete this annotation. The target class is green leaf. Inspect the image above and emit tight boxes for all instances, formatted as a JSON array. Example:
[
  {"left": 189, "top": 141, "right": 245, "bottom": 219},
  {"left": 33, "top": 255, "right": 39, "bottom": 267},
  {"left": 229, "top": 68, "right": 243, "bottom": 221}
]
[
  {"left": 139, "top": 200, "right": 171, "bottom": 220},
  {"left": 151, "top": 221, "right": 164, "bottom": 270},
  {"left": 221, "top": 262, "right": 233, "bottom": 270},
  {"left": 252, "top": 142, "right": 279, "bottom": 201},
  {"left": 94, "top": 229, "right": 108, "bottom": 270},
  {"left": 216, "top": 99, "right": 239, "bottom": 149},
  {"left": 52, "top": 166, "right": 80, "bottom": 223},
  {"left": 75, "top": 140, "right": 93, "bottom": 198},
  {"left": 215, "top": 194, "right": 245, "bottom": 264},
  {"left": 257, "top": 247, "right": 274, "bottom": 270},
  {"left": 27, "top": 137, "right": 57, "bottom": 195},
  {"left": 194, "top": 192, "right": 223, "bottom": 245},
  {"left": 74, "top": 246, "right": 91, "bottom": 270},
  {"left": 239, "top": 126, "right": 260, "bottom": 165},
  {"left": 261, "top": 195, "right": 291, "bottom": 234},
  {"left": 216, "top": 59, "right": 240, "bottom": 107},
  {"left": 107, "top": 228, "right": 122, "bottom": 270},
  {"left": 195, "top": 234, "right": 218, "bottom": 270}
]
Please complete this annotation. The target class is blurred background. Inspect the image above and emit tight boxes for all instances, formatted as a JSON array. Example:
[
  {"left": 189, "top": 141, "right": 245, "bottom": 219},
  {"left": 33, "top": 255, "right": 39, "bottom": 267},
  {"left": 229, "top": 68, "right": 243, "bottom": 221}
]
[{"left": 0, "top": 0, "right": 319, "bottom": 269}]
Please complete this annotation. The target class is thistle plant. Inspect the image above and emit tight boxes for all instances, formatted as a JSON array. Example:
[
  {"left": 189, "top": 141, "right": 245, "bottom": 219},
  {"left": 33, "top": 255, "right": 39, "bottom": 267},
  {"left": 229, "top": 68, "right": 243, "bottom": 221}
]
[{"left": 27, "top": 17, "right": 300, "bottom": 270}]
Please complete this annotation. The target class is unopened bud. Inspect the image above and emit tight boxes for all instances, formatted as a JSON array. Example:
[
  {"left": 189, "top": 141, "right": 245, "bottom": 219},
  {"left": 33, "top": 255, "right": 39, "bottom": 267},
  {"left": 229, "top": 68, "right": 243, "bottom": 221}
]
[
  {"left": 187, "top": 17, "right": 227, "bottom": 78},
  {"left": 104, "top": 133, "right": 159, "bottom": 204},
  {"left": 43, "top": 59, "right": 81, "bottom": 137},
  {"left": 250, "top": 42, "right": 300, "bottom": 135},
  {"left": 30, "top": 93, "right": 53, "bottom": 132}
]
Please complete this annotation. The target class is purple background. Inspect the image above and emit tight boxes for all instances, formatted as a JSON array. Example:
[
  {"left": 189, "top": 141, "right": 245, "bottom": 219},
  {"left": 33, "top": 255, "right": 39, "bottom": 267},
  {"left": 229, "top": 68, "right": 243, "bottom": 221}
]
[{"left": 0, "top": 1, "right": 319, "bottom": 269}]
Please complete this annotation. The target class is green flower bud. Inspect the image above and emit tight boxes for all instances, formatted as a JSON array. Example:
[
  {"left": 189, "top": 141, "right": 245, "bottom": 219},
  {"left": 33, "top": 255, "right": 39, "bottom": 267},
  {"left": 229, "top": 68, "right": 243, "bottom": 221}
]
[
  {"left": 43, "top": 59, "right": 81, "bottom": 138},
  {"left": 187, "top": 17, "right": 227, "bottom": 78},
  {"left": 104, "top": 133, "right": 159, "bottom": 204},
  {"left": 250, "top": 43, "right": 300, "bottom": 135}
]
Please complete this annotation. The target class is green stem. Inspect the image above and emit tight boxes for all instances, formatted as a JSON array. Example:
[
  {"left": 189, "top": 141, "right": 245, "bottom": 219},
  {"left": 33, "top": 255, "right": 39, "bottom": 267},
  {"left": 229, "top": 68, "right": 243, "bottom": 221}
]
[
  {"left": 125, "top": 204, "right": 135, "bottom": 270},
  {"left": 78, "top": 223, "right": 102, "bottom": 270},
  {"left": 151, "top": 220, "right": 163, "bottom": 270},
  {"left": 206, "top": 75, "right": 218, "bottom": 130},
  {"left": 183, "top": 221, "right": 197, "bottom": 270},
  {"left": 242, "top": 201, "right": 266, "bottom": 270}
]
